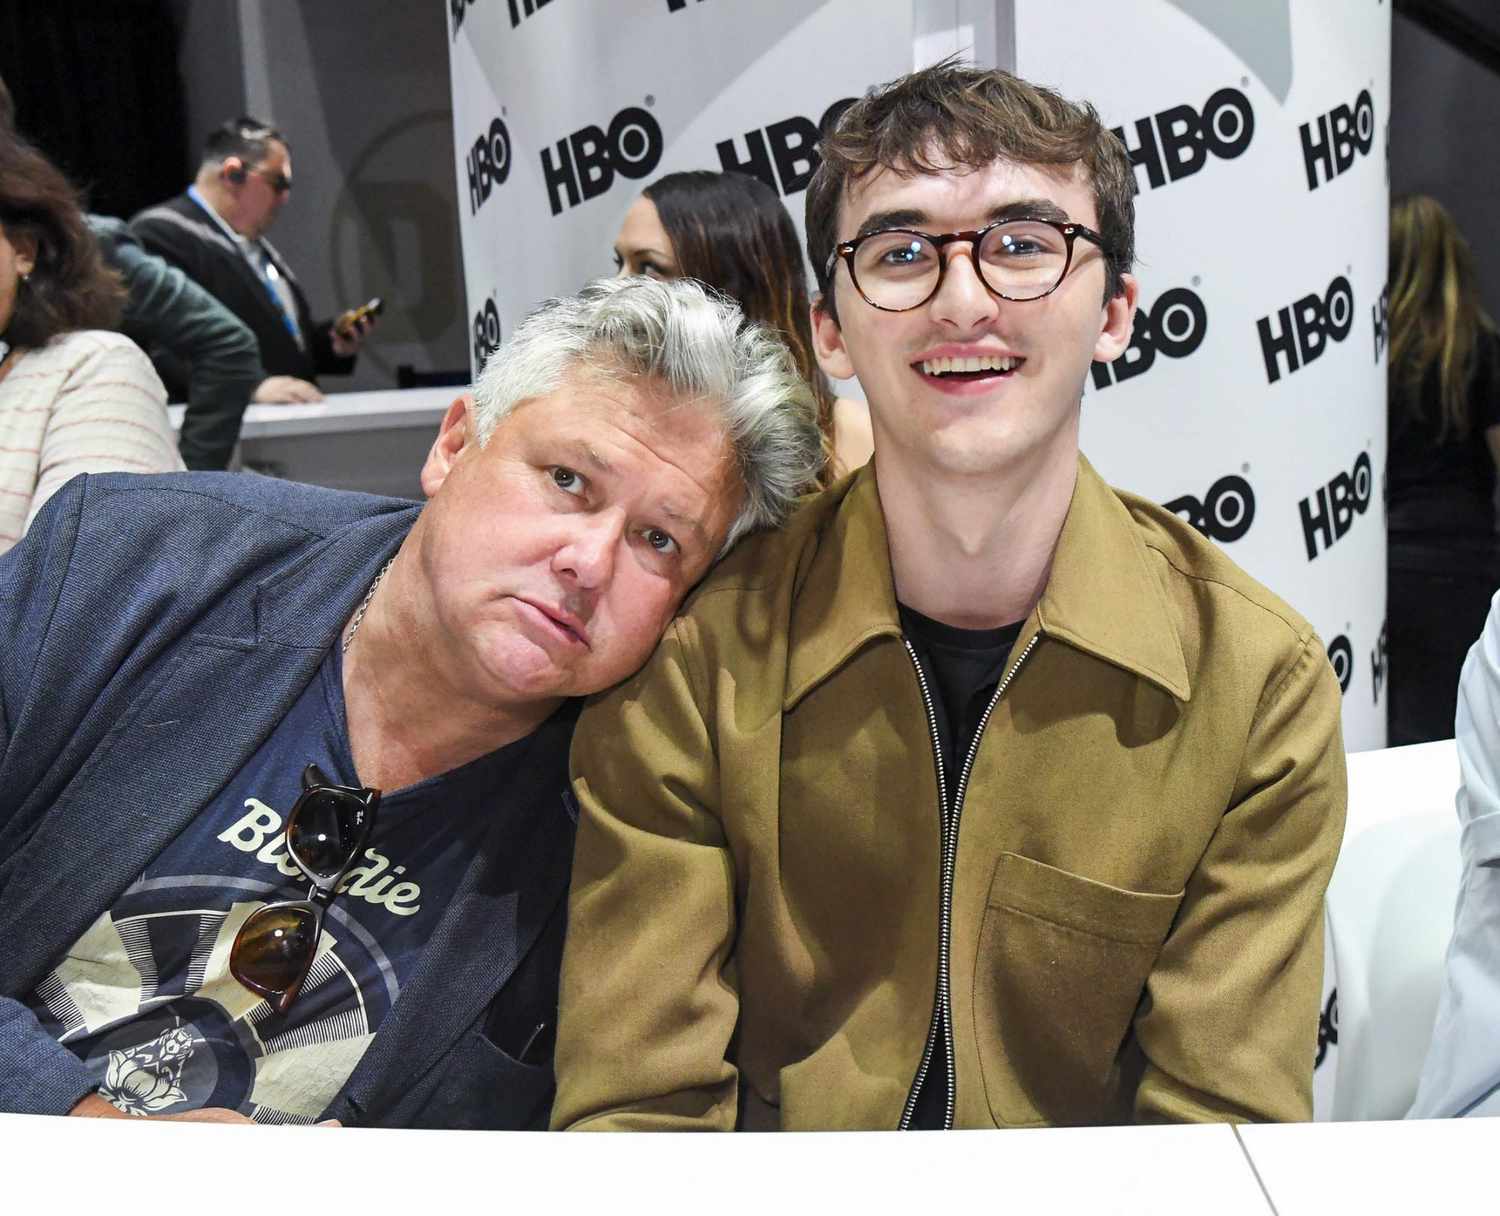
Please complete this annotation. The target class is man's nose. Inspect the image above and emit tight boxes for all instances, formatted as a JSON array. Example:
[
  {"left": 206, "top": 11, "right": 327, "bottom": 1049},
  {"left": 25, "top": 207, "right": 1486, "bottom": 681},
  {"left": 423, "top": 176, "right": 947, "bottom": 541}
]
[
  {"left": 929, "top": 244, "right": 1001, "bottom": 330},
  {"left": 553, "top": 512, "right": 621, "bottom": 590}
]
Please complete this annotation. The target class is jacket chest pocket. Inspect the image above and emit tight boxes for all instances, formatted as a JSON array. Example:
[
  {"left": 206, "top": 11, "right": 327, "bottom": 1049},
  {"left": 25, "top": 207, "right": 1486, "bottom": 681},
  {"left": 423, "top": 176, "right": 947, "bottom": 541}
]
[{"left": 971, "top": 851, "right": 1182, "bottom": 1126}]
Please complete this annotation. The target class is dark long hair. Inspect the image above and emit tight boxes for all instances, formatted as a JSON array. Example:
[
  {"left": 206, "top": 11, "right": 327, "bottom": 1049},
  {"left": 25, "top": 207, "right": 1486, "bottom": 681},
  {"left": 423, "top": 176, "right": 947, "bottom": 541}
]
[
  {"left": 1388, "top": 194, "right": 1497, "bottom": 439},
  {"left": 0, "top": 127, "right": 124, "bottom": 348},
  {"left": 643, "top": 171, "right": 836, "bottom": 484}
]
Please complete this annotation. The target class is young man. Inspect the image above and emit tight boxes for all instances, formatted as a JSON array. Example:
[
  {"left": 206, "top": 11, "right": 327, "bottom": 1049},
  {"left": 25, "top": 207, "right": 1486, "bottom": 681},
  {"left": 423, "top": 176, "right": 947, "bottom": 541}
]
[
  {"left": 0, "top": 277, "right": 821, "bottom": 1127},
  {"left": 553, "top": 64, "right": 1348, "bottom": 1130}
]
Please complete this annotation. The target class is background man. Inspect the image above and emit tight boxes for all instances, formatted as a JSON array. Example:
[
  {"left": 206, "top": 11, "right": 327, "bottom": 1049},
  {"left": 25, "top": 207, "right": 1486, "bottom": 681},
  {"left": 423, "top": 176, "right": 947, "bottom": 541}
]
[
  {"left": 554, "top": 63, "right": 1348, "bottom": 1130},
  {"left": 131, "top": 116, "right": 374, "bottom": 404},
  {"left": 0, "top": 277, "right": 820, "bottom": 1127}
]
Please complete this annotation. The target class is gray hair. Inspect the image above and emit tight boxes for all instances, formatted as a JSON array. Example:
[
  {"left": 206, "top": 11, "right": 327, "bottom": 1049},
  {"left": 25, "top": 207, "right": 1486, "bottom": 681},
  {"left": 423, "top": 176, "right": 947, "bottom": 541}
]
[{"left": 470, "top": 276, "right": 823, "bottom": 553}]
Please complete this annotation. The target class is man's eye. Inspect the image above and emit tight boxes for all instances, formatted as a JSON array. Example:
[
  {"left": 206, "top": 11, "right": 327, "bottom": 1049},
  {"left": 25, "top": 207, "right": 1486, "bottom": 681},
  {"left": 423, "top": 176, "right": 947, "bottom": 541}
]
[
  {"left": 644, "top": 527, "right": 678, "bottom": 555},
  {"left": 880, "top": 244, "right": 928, "bottom": 266},
  {"left": 550, "top": 467, "right": 585, "bottom": 496}
]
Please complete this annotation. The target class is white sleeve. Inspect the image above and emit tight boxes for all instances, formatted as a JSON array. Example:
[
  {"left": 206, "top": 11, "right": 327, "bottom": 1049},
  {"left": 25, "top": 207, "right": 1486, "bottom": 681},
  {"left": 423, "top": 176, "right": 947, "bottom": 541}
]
[{"left": 1410, "top": 590, "right": 1500, "bottom": 1117}]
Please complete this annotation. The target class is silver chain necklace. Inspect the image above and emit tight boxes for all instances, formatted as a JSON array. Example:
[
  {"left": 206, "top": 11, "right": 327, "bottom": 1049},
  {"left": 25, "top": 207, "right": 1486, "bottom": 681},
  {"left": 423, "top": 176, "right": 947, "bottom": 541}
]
[{"left": 342, "top": 557, "right": 394, "bottom": 656}]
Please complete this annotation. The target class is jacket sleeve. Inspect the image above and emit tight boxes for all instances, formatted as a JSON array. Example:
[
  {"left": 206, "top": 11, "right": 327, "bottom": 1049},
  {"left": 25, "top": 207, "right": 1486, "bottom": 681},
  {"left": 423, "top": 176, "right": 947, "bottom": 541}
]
[
  {"left": 551, "top": 619, "right": 741, "bottom": 1130},
  {"left": 0, "top": 1000, "right": 98, "bottom": 1115},
  {"left": 0, "top": 482, "right": 100, "bottom": 1116},
  {"left": 107, "top": 229, "right": 263, "bottom": 471},
  {"left": 1409, "top": 594, "right": 1500, "bottom": 1118},
  {"left": 1133, "top": 631, "right": 1348, "bottom": 1123}
]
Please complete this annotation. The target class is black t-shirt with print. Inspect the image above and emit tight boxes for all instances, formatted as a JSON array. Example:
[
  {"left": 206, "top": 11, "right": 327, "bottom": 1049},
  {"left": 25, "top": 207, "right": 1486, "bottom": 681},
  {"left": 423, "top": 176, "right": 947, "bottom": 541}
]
[{"left": 27, "top": 644, "right": 536, "bottom": 1124}]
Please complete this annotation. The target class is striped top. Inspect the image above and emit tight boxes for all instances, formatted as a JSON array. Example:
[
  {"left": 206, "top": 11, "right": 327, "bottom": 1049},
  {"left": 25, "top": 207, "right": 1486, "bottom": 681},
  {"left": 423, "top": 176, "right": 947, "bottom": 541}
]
[{"left": 0, "top": 330, "right": 184, "bottom": 554}]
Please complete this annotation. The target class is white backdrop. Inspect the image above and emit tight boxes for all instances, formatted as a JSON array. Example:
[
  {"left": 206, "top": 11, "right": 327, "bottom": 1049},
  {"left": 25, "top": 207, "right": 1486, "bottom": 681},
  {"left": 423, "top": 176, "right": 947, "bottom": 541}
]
[
  {"left": 449, "top": 0, "right": 1391, "bottom": 750},
  {"left": 447, "top": 0, "right": 913, "bottom": 387},
  {"left": 1006, "top": 0, "right": 1391, "bottom": 750}
]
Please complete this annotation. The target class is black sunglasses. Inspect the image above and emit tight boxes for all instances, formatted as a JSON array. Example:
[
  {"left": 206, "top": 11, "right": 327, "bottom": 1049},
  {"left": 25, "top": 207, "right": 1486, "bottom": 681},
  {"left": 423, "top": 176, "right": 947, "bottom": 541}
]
[
  {"left": 251, "top": 167, "right": 292, "bottom": 195},
  {"left": 229, "top": 764, "right": 380, "bottom": 1015}
]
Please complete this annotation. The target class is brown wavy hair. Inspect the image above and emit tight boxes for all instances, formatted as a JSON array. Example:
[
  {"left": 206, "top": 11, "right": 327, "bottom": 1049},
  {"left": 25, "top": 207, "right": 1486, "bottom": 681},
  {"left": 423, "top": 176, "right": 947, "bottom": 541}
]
[
  {"left": 643, "top": 170, "right": 837, "bottom": 486},
  {"left": 0, "top": 127, "right": 124, "bottom": 348},
  {"left": 1388, "top": 195, "right": 1497, "bottom": 440},
  {"left": 806, "top": 59, "right": 1136, "bottom": 322}
]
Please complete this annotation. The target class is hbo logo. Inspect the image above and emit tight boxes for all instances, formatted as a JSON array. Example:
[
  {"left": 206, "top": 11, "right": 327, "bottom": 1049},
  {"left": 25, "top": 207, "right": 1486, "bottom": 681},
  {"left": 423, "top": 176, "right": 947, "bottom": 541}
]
[
  {"left": 542, "top": 106, "right": 663, "bottom": 216},
  {"left": 449, "top": 0, "right": 478, "bottom": 37},
  {"left": 716, "top": 98, "right": 856, "bottom": 199},
  {"left": 1111, "top": 87, "right": 1254, "bottom": 194},
  {"left": 1300, "top": 89, "right": 1375, "bottom": 191},
  {"left": 1299, "top": 450, "right": 1372, "bottom": 561},
  {"left": 1091, "top": 286, "right": 1207, "bottom": 390},
  {"left": 1327, "top": 634, "right": 1354, "bottom": 695},
  {"left": 473, "top": 298, "right": 502, "bottom": 373},
  {"left": 1164, "top": 475, "right": 1255, "bottom": 545},
  {"left": 466, "top": 117, "right": 510, "bottom": 215},
  {"left": 1257, "top": 275, "right": 1354, "bottom": 385}
]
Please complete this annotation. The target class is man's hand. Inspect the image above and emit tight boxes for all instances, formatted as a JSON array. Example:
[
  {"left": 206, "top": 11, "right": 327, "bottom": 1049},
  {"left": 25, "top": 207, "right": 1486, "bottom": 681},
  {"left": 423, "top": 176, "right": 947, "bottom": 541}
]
[
  {"left": 253, "top": 375, "right": 324, "bottom": 404},
  {"left": 68, "top": 1092, "right": 336, "bottom": 1125},
  {"left": 329, "top": 308, "right": 378, "bottom": 358},
  {"left": 68, "top": 1093, "right": 254, "bottom": 1123}
]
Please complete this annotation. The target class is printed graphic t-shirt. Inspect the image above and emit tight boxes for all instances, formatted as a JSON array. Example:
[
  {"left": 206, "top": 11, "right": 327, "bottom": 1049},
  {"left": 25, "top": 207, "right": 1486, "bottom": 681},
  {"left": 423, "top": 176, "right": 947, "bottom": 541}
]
[{"left": 27, "top": 644, "right": 522, "bottom": 1124}]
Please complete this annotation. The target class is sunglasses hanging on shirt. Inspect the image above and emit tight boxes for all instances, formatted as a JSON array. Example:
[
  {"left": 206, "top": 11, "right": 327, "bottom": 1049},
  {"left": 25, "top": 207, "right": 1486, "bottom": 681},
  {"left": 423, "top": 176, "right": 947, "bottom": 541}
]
[{"left": 229, "top": 764, "right": 380, "bottom": 1014}]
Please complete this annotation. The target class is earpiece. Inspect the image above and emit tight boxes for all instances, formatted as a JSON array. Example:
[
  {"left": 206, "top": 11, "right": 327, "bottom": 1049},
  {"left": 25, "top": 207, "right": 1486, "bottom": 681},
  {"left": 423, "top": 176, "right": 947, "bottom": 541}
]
[{"left": 226, "top": 160, "right": 247, "bottom": 184}]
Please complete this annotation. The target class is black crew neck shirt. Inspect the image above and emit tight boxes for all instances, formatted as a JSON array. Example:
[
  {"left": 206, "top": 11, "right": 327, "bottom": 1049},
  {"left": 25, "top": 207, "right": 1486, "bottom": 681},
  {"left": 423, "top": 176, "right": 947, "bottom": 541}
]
[
  {"left": 898, "top": 603, "right": 1024, "bottom": 798},
  {"left": 897, "top": 601, "right": 1024, "bottom": 1129}
]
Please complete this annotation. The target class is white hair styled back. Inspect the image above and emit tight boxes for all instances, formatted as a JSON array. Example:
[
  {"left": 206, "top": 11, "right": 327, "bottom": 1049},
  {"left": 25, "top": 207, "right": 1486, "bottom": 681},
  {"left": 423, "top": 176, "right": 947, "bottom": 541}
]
[{"left": 470, "top": 276, "right": 823, "bottom": 552}]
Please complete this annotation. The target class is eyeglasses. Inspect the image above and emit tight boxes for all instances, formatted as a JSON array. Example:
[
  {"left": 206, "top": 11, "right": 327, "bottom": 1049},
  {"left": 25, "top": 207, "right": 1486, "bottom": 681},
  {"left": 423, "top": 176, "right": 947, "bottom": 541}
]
[
  {"left": 825, "top": 216, "right": 1110, "bottom": 312},
  {"left": 229, "top": 764, "right": 380, "bottom": 1014},
  {"left": 252, "top": 168, "right": 292, "bottom": 195}
]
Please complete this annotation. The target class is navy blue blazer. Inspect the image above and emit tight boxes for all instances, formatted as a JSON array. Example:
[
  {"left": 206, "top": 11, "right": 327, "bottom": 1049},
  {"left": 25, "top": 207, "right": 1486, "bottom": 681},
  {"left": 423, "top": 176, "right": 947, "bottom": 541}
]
[{"left": 0, "top": 473, "right": 579, "bottom": 1127}]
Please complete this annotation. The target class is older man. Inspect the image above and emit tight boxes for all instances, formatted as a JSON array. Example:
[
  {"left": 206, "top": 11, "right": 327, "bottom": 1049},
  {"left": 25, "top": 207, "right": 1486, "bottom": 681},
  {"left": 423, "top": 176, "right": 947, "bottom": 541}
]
[{"left": 0, "top": 277, "right": 820, "bottom": 1128}]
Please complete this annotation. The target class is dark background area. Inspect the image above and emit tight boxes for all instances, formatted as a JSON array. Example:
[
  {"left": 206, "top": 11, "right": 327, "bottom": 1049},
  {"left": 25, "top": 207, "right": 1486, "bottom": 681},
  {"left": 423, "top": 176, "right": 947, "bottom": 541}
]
[{"left": 0, "top": 0, "right": 188, "bottom": 220}]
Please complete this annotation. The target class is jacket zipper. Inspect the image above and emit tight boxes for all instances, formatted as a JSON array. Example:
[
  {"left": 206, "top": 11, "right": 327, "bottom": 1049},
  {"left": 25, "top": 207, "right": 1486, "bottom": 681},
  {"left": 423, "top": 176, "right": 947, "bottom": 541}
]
[{"left": 897, "top": 632, "right": 1041, "bottom": 1130}]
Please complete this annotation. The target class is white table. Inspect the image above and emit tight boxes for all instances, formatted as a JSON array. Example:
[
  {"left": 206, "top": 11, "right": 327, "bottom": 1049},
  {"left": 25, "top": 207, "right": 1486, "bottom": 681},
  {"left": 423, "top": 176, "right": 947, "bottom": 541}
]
[
  {"left": 1238, "top": 1118, "right": 1495, "bottom": 1213},
  {"left": 169, "top": 386, "right": 458, "bottom": 500},
  {"left": 2, "top": 1115, "right": 1269, "bottom": 1214}
]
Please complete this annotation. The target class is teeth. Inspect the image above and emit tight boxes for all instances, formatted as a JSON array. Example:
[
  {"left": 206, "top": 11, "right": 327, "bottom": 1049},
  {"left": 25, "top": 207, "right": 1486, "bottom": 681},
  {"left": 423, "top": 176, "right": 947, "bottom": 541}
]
[{"left": 920, "top": 354, "right": 1018, "bottom": 376}]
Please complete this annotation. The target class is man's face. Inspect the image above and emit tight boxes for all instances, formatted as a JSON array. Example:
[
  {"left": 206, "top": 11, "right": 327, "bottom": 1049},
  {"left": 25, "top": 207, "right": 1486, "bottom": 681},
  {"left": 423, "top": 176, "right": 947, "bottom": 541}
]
[
  {"left": 229, "top": 140, "right": 292, "bottom": 240},
  {"left": 412, "top": 367, "right": 742, "bottom": 712},
  {"left": 812, "top": 157, "right": 1137, "bottom": 481}
]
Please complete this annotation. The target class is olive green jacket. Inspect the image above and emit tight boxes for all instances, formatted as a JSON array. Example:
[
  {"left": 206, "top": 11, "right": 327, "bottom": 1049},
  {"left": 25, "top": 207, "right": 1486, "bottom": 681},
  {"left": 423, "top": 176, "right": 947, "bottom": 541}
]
[{"left": 554, "top": 456, "right": 1347, "bottom": 1130}]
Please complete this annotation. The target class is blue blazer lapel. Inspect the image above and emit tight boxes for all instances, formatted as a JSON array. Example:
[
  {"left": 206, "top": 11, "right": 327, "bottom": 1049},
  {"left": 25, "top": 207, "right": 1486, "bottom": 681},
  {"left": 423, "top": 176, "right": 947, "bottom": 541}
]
[
  {"left": 0, "top": 516, "right": 413, "bottom": 996},
  {"left": 326, "top": 704, "right": 579, "bottom": 1125}
]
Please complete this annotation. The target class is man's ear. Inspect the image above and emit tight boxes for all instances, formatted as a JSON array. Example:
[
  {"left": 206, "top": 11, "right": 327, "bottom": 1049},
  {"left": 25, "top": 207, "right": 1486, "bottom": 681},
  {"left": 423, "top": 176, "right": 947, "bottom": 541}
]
[
  {"left": 1093, "top": 272, "right": 1140, "bottom": 364},
  {"left": 221, "top": 156, "right": 246, "bottom": 186},
  {"left": 810, "top": 291, "right": 855, "bottom": 382},
  {"left": 420, "top": 394, "right": 476, "bottom": 498}
]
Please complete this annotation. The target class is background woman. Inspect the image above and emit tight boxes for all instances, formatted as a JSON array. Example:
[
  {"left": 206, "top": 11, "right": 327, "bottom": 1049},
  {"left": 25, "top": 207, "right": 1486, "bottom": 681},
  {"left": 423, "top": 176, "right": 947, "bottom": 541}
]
[
  {"left": 1386, "top": 194, "right": 1500, "bottom": 744},
  {"left": 0, "top": 129, "right": 182, "bottom": 553},
  {"left": 613, "top": 170, "right": 872, "bottom": 483}
]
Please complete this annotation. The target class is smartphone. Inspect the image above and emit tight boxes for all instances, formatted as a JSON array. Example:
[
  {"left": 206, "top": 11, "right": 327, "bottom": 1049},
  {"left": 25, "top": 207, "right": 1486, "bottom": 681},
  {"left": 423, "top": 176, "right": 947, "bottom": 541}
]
[{"left": 336, "top": 297, "right": 384, "bottom": 336}]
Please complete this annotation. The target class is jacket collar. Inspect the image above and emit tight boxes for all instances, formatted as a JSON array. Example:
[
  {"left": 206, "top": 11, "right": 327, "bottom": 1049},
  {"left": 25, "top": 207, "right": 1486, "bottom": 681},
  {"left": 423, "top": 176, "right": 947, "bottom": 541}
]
[{"left": 784, "top": 453, "right": 1190, "bottom": 708}]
